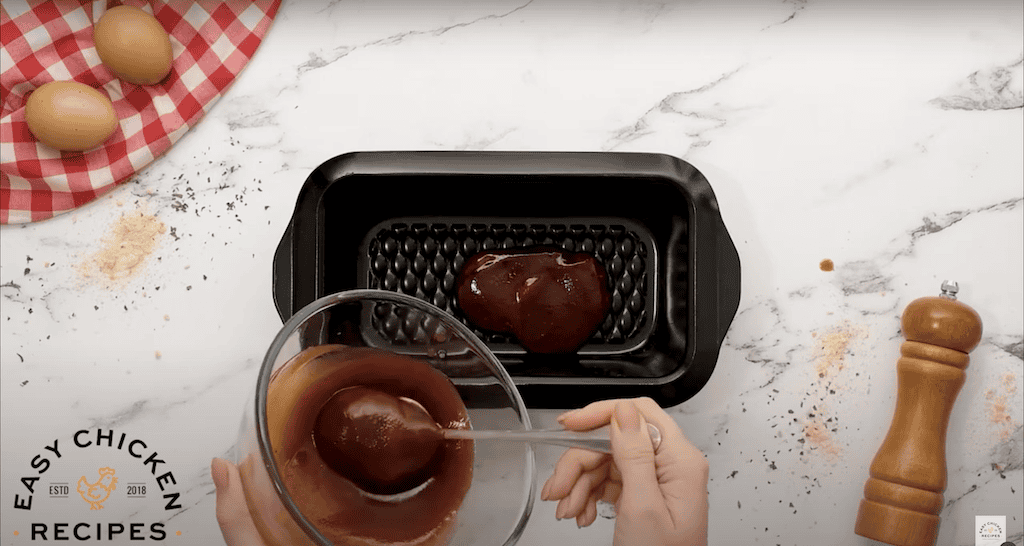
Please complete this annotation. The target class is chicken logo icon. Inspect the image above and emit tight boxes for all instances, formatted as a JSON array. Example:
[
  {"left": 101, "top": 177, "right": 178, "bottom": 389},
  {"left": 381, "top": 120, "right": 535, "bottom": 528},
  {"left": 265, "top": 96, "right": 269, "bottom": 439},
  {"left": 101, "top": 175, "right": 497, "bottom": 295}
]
[{"left": 77, "top": 467, "right": 118, "bottom": 510}]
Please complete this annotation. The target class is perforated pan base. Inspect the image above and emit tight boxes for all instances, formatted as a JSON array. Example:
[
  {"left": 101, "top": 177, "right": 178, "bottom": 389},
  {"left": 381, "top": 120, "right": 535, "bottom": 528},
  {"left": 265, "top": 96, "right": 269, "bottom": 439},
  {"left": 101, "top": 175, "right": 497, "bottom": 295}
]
[{"left": 357, "top": 217, "right": 658, "bottom": 356}]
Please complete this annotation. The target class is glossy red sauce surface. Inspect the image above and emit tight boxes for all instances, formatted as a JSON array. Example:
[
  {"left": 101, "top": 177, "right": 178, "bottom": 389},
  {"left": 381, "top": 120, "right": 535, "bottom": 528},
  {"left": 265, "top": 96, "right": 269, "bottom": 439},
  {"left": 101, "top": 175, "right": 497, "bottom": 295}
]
[
  {"left": 266, "top": 345, "right": 472, "bottom": 546},
  {"left": 457, "top": 248, "right": 610, "bottom": 353}
]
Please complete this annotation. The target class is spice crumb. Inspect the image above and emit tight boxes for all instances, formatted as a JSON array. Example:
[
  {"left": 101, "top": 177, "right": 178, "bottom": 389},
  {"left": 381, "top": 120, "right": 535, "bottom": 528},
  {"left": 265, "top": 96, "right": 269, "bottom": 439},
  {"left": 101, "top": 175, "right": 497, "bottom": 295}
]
[
  {"left": 76, "top": 204, "right": 166, "bottom": 283},
  {"left": 163, "top": 314, "right": 170, "bottom": 321},
  {"left": 799, "top": 322, "right": 867, "bottom": 462},
  {"left": 985, "top": 372, "right": 1020, "bottom": 441},
  {"left": 819, "top": 259, "right": 834, "bottom": 272},
  {"left": 155, "top": 351, "right": 162, "bottom": 359},
  {"left": 812, "top": 322, "right": 866, "bottom": 382},
  {"left": 803, "top": 415, "right": 841, "bottom": 461}
]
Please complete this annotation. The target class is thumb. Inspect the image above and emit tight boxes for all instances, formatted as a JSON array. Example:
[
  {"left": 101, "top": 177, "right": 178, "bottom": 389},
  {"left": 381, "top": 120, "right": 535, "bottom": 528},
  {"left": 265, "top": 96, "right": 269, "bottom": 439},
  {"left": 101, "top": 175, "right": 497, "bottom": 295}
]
[
  {"left": 609, "top": 401, "right": 664, "bottom": 516},
  {"left": 212, "top": 458, "right": 265, "bottom": 546}
]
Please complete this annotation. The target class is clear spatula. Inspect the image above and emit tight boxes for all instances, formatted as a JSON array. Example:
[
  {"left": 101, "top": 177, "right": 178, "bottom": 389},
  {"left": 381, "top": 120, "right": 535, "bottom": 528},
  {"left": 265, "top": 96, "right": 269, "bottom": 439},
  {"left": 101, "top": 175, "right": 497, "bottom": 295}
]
[{"left": 442, "top": 423, "right": 662, "bottom": 454}]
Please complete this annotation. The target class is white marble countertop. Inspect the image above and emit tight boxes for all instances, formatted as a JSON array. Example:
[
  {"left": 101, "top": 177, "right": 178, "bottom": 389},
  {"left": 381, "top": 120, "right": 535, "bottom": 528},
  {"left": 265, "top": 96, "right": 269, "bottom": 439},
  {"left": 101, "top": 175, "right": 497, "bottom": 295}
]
[{"left": 2, "top": 1, "right": 1022, "bottom": 545}]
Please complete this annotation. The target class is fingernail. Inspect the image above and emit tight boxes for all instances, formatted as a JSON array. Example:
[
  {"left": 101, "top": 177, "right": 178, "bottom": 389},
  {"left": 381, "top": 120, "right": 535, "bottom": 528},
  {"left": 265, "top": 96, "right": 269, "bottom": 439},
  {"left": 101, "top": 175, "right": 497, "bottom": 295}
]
[
  {"left": 614, "top": 401, "right": 641, "bottom": 432},
  {"left": 211, "top": 458, "right": 229, "bottom": 491},
  {"left": 555, "top": 503, "right": 566, "bottom": 520},
  {"left": 540, "top": 479, "right": 551, "bottom": 501},
  {"left": 556, "top": 409, "right": 578, "bottom": 424}
]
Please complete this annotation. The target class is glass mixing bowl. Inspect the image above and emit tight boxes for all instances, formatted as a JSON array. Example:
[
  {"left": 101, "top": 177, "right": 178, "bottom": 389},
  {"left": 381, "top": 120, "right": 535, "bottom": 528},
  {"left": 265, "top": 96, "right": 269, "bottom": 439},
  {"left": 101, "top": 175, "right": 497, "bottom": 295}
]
[{"left": 235, "top": 289, "right": 535, "bottom": 545}]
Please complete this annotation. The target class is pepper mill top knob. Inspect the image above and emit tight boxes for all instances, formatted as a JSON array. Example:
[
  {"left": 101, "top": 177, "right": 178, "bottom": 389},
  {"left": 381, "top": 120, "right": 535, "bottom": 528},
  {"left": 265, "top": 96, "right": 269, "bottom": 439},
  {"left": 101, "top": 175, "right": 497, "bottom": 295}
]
[{"left": 902, "top": 281, "right": 983, "bottom": 354}]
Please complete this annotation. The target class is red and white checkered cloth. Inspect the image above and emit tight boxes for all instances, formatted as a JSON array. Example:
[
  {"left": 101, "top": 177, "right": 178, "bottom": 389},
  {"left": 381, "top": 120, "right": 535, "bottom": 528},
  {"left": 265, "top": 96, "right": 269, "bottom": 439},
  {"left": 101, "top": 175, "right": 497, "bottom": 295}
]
[{"left": 0, "top": 0, "right": 280, "bottom": 224}]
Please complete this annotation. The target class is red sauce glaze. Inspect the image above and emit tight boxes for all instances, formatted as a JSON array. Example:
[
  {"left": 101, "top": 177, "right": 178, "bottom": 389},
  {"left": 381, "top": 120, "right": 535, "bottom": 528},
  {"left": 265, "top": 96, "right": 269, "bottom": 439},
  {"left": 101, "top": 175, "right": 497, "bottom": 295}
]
[
  {"left": 265, "top": 345, "right": 473, "bottom": 546},
  {"left": 313, "top": 386, "right": 444, "bottom": 495},
  {"left": 456, "top": 248, "right": 610, "bottom": 353}
]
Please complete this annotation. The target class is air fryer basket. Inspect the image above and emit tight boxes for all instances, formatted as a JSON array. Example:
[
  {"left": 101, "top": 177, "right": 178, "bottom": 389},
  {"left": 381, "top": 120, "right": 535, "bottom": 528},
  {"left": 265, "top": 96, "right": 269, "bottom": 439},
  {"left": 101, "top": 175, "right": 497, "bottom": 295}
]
[{"left": 273, "top": 151, "right": 741, "bottom": 408}]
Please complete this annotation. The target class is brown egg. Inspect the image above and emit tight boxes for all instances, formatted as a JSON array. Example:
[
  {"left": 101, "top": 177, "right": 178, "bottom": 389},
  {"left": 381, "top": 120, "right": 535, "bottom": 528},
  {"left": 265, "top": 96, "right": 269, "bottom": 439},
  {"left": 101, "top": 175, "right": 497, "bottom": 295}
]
[
  {"left": 25, "top": 81, "right": 118, "bottom": 152},
  {"left": 94, "top": 5, "right": 173, "bottom": 85}
]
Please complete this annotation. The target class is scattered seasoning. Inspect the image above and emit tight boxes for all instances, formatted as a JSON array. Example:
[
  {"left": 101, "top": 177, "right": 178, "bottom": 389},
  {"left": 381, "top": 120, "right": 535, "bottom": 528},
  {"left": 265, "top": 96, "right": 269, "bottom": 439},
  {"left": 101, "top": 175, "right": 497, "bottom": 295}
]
[
  {"left": 803, "top": 415, "right": 841, "bottom": 461},
  {"left": 985, "top": 372, "right": 1019, "bottom": 441},
  {"left": 819, "top": 259, "right": 834, "bottom": 272},
  {"left": 798, "top": 322, "right": 868, "bottom": 462},
  {"left": 77, "top": 204, "right": 166, "bottom": 283},
  {"left": 812, "top": 322, "right": 866, "bottom": 382},
  {"left": 163, "top": 314, "right": 170, "bottom": 321},
  {"left": 155, "top": 351, "right": 162, "bottom": 359}
]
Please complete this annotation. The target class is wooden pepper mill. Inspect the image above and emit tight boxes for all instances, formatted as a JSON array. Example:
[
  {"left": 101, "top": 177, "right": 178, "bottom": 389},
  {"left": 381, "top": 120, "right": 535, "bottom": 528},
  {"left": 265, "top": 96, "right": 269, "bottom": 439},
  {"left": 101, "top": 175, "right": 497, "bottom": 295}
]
[{"left": 854, "top": 281, "right": 983, "bottom": 546}]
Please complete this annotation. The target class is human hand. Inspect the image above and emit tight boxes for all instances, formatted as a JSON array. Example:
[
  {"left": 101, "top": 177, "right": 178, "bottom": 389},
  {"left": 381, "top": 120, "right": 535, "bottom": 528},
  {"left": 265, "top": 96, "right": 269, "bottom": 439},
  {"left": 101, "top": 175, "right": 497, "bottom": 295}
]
[
  {"left": 540, "top": 398, "right": 709, "bottom": 546},
  {"left": 211, "top": 457, "right": 268, "bottom": 546}
]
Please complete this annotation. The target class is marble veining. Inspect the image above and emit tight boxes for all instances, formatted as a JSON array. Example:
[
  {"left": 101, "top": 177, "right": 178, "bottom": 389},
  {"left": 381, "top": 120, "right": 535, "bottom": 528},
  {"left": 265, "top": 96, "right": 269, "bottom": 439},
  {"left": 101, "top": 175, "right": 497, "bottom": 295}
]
[
  {"left": 290, "top": 0, "right": 538, "bottom": 87},
  {"left": 606, "top": 65, "right": 748, "bottom": 151},
  {"left": 930, "top": 55, "right": 1024, "bottom": 111},
  {"left": 762, "top": 0, "right": 810, "bottom": 31}
]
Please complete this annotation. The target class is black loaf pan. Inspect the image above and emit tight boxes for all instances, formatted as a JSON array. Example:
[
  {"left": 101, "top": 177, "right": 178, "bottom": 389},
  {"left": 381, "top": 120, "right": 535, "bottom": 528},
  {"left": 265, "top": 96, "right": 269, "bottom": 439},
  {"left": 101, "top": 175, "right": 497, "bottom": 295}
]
[{"left": 272, "top": 151, "right": 741, "bottom": 408}]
